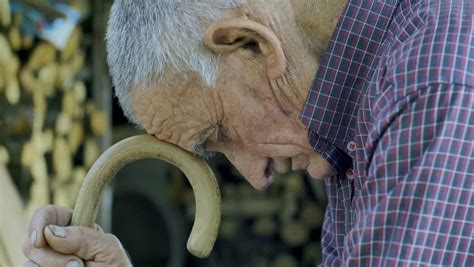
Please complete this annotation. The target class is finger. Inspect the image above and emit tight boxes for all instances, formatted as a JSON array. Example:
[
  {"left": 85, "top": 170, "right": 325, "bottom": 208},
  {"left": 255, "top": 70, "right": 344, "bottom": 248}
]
[
  {"left": 28, "top": 205, "right": 73, "bottom": 248},
  {"left": 24, "top": 261, "right": 38, "bottom": 267},
  {"left": 44, "top": 225, "right": 128, "bottom": 262},
  {"left": 23, "top": 237, "right": 84, "bottom": 267},
  {"left": 94, "top": 223, "right": 104, "bottom": 233}
]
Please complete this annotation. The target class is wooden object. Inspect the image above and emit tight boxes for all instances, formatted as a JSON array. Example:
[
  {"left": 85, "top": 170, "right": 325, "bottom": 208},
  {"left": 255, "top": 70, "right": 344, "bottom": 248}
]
[
  {"left": 52, "top": 137, "right": 72, "bottom": 181},
  {"left": 27, "top": 153, "right": 50, "bottom": 215},
  {"left": 19, "top": 67, "right": 37, "bottom": 92},
  {"left": 56, "top": 63, "right": 74, "bottom": 90},
  {"left": 70, "top": 52, "right": 85, "bottom": 77},
  {"left": 61, "top": 28, "right": 81, "bottom": 62},
  {"left": 68, "top": 122, "right": 84, "bottom": 153},
  {"left": 4, "top": 56, "right": 20, "bottom": 104},
  {"left": 0, "top": 0, "right": 11, "bottom": 27},
  {"left": 55, "top": 112, "right": 72, "bottom": 135},
  {"left": 38, "top": 63, "right": 58, "bottom": 97},
  {"left": 72, "top": 80, "right": 86, "bottom": 103},
  {"left": 83, "top": 138, "right": 100, "bottom": 168},
  {"left": 0, "top": 34, "right": 21, "bottom": 105},
  {"left": 0, "top": 145, "right": 9, "bottom": 164},
  {"left": 0, "top": 165, "right": 28, "bottom": 266},
  {"left": 27, "top": 42, "right": 56, "bottom": 70},
  {"left": 62, "top": 91, "right": 76, "bottom": 116},
  {"left": 90, "top": 109, "right": 108, "bottom": 136},
  {"left": 72, "top": 135, "right": 222, "bottom": 258},
  {"left": 8, "top": 26, "right": 21, "bottom": 51},
  {"left": 22, "top": 34, "right": 33, "bottom": 50},
  {"left": 40, "top": 129, "right": 54, "bottom": 153},
  {"left": 0, "top": 5, "right": 115, "bottom": 263}
]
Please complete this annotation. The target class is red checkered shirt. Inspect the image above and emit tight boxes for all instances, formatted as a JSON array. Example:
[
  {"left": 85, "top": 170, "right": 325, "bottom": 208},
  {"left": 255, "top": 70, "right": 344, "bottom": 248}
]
[{"left": 301, "top": 1, "right": 474, "bottom": 266}]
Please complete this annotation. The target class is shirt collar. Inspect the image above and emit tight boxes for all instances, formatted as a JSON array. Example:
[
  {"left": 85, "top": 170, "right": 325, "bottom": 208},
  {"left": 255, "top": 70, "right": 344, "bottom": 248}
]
[{"left": 300, "top": 0, "right": 400, "bottom": 156}]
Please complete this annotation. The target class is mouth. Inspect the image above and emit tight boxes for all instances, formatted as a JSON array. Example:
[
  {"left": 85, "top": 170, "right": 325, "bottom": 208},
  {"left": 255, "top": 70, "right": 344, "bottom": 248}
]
[{"left": 260, "top": 160, "right": 274, "bottom": 190}]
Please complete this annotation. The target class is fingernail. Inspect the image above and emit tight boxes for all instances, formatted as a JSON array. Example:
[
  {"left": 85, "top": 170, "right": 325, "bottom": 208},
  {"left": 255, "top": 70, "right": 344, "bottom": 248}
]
[
  {"left": 49, "top": 225, "right": 66, "bottom": 237},
  {"left": 67, "top": 260, "right": 81, "bottom": 267},
  {"left": 30, "top": 230, "right": 37, "bottom": 247},
  {"left": 24, "top": 260, "right": 39, "bottom": 267}
]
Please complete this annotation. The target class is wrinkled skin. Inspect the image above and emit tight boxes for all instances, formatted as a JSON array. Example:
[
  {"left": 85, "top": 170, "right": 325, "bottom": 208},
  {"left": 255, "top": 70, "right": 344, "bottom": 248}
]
[
  {"left": 24, "top": 1, "right": 346, "bottom": 265},
  {"left": 132, "top": 69, "right": 334, "bottom": 190},
  {"left": 23, "top": 205, "right": 132, "bottom": 267},
  {"left": 132, "top": 5, "right": 340, "bottom": 190}
]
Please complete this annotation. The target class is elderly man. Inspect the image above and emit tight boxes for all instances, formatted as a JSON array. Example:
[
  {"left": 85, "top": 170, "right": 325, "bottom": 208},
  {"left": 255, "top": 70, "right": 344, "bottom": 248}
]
[{"left": 23, "top": 0, "right": 473, "bottom": 266}]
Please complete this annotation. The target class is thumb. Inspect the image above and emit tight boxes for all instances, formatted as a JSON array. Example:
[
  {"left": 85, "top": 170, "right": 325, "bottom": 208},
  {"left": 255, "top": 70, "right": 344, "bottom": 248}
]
[{"left": 44, "top": 225, "right": 127, "bottom": 262}]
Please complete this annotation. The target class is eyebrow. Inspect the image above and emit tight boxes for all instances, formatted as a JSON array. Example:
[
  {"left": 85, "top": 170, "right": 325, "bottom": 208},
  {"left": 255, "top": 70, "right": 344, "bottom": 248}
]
[{"left": 192, "top": 142, "right": 215, "bottom": 160}]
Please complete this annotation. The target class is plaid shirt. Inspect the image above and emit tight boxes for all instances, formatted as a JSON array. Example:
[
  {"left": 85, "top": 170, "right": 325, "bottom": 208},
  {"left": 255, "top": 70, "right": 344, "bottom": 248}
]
[{"left": 301, "top": 1, "right": 473, "bottom": 266}]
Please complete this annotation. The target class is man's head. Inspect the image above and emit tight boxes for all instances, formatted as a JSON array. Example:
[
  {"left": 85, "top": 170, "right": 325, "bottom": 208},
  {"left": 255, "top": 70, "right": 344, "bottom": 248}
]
[{"left": 106, "top": 0, "right": 345, "bottom": 189}]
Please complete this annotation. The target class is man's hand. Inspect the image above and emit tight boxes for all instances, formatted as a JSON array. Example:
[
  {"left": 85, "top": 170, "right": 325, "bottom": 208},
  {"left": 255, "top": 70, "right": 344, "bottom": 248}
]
[{"left": 23, "top": 205, "right": 132, "bottom": 267}]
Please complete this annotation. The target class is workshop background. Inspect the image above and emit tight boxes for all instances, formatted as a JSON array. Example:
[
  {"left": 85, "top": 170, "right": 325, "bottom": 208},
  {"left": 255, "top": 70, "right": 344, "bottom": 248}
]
[{"left": 0, "top": 1, "right": 328, "bottom": 266}]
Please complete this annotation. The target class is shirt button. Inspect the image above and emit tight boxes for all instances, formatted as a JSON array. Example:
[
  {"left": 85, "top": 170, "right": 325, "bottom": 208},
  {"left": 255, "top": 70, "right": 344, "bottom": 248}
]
[
  {"left": 346, "top": 168, "right": 356, "bottom": 180},
  {"left": 347, "top": 141, "right": 357, "bottom": 152}
]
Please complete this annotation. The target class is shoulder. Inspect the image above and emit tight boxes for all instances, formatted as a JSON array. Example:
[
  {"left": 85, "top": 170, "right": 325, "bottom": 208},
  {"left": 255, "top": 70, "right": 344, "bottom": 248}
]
[
  {"left": 383, "top": 0, "right": 473, "bottom": 98},
  {"left": 368, "top": 1, "right": 473, "bottom": 137}
]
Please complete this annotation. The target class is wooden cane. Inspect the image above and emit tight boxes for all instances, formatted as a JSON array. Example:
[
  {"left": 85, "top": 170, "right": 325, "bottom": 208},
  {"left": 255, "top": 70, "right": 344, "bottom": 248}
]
[{"left": 71, "top": 135, "right": 221, "bottom": 258}]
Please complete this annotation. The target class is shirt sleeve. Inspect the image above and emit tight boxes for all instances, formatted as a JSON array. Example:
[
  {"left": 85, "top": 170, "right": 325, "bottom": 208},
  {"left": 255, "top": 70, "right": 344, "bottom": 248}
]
[{"left": 343, "top": 84, "right": 474, "bottom": 266}]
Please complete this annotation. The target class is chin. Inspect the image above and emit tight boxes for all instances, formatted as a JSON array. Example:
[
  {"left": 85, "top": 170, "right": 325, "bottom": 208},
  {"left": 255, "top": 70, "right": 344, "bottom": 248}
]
[
  {"left": 248, "top": 176, "right": 274, "bottom": 190},
  {"left": 306, "top": 166, "right": 332, "bottom": 180}
]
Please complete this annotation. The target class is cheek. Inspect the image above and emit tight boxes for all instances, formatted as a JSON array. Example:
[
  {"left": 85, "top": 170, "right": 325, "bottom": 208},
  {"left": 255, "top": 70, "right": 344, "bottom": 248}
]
[
  {"left": 218, "top": 70, "right": 277, "bottom": 132},
  {"left": 215, "top": 143, "right": 272, "bottom": 190}
]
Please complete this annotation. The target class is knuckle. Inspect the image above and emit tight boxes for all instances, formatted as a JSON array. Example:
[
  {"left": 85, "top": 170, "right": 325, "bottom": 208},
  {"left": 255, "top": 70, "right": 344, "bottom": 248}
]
[
  {"left": 76, "top": 226, "right": 87, "bottom": 236},
  {"left": 104, "top": 233, "right": 121, "bottom": 246},
  {"left": 36, "top": 204, "right": 56, "bottom": 220},
  {"left": 69, "top": 225, "right": 84, "bottom": 236},
  {"left": 47, "top": 256, "right": 79, "bottom": 267},
  {"left": 67, "top": 257, "right": 84, "bottom": 267},
  {"left": 94, "top": 223, "right": 104, "bottom": 233},
  {"left": 40, "top": 204, "right": 55, "bottom": 213},
  {"left": 102, "top": 234, "right": 130, "bottom": 263}
]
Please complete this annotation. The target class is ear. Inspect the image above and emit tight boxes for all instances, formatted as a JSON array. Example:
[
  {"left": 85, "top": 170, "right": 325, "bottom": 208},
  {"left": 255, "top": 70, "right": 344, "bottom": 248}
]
[{"left": 204, "top": 17, "right": 286, "bottom": 79}]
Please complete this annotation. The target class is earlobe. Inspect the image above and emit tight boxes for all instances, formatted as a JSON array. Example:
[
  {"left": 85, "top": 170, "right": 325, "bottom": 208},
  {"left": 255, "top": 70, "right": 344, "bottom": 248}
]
[{"left": 204, "top": 17, "right": 286, "bottom": 79}]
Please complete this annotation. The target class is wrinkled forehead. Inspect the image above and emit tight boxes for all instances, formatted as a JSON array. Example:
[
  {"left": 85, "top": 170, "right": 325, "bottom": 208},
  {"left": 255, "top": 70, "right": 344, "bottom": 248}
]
[{"left": 130, "top": 73, "right": 213, "bottom": 121}]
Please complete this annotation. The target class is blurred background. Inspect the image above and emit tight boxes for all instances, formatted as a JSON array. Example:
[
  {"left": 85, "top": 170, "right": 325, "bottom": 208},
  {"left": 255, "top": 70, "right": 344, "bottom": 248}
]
[{"left": 0, "top": 1, "right": 328, "bottom": 266}]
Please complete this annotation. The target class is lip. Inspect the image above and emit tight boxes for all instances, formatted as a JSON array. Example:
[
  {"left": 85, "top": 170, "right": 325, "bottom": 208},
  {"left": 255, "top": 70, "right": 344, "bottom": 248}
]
[
  {"left": 259, "top": 160, "right": 274, "bottom": 190},
  {"left": 291, "top": 154, "right": 310, "bottom": 171},
  {"left": 253, "top": 144, "right": 310, "bottom": 158}
]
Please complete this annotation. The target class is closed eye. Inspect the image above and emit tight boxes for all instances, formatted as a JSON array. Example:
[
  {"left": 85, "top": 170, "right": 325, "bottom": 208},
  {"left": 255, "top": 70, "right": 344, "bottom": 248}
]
[{"left": 217, "top": 125, "right": 230, "bottom": 142}]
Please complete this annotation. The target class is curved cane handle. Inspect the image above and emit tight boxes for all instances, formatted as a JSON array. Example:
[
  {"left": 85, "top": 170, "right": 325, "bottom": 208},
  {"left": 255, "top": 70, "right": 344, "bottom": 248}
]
[{"left": 71, "top": 135, "right": 221, "bottom": 258}]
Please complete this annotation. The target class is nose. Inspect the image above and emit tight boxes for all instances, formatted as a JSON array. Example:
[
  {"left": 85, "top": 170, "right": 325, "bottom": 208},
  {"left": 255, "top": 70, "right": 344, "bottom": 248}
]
[{"left": 223, "top": 148, "right": 273, "bottom": 190}]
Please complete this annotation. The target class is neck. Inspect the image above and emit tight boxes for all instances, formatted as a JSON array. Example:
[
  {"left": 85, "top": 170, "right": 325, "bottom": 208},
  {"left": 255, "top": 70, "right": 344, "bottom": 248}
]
[
  {"left": 286, "top": 0, "right": 346, "bottom": 111},
  {"left": 291, "top": 0, "right": 346, "bottom": 57},
  {"left": 246, "top": 1, "right": 346, "bottom": 113}
]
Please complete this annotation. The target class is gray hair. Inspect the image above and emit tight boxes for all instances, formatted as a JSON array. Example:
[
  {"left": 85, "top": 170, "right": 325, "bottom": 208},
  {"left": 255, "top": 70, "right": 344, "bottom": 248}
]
[{"left": 106, "top": 0, "right": 247, "bottom": 124}]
